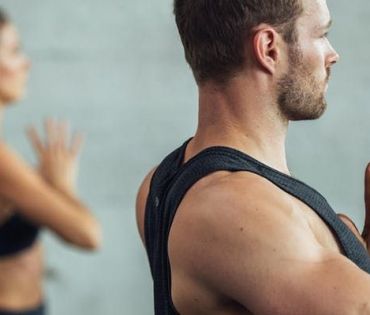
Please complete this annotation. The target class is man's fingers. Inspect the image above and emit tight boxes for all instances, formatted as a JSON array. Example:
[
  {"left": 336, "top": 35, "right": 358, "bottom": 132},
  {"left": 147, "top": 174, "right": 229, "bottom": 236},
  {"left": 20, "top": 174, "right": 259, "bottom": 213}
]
[
  {"left": 363, "top": 163, "right": 370, "bottom": 239},
  {"left": 338, "top": 213, "right": 367, "bottom": 249},
  {"left": 26, "top": 125, "right": 44, "bottom": 155}
]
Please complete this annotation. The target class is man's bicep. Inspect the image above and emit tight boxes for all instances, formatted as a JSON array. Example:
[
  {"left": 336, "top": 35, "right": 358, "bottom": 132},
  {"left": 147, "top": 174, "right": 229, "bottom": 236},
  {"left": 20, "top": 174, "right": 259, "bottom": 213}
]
[
  {"left": 171, "top": 174, "right": 370, "bottom": 314},
  {"left": 246, "top": 251, "right": 370, "bottom": 315},
  {"left": 200, "top": 205, "right": 370, "bottom": 315}
]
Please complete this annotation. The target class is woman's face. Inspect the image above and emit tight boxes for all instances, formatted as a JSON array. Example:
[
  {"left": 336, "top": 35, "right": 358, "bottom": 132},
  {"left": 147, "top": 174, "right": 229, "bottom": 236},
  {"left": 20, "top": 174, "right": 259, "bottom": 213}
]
[{"left": 0, "top": 23, "right": 30, "bottom": 105}]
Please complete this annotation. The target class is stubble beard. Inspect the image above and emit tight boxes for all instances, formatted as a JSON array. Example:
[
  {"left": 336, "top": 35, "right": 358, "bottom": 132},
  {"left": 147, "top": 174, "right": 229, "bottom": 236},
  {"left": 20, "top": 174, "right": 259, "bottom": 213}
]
[{"left": 277, "top": 44, "right": 330, "bottom": 121}]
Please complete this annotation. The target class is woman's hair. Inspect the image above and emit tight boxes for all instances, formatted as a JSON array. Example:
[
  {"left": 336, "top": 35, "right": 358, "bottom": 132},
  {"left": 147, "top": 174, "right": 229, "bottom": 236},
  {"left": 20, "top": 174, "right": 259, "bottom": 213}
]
[{"left": 0, "top": 8, "right": 9, "bottom": 29}]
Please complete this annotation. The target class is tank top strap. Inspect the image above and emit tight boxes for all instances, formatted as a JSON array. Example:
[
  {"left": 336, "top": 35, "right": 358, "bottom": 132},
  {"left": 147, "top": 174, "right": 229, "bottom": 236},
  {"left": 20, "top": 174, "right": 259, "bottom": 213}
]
[{"left": 165, "top": 146, "right": 370, "bottom": 273}]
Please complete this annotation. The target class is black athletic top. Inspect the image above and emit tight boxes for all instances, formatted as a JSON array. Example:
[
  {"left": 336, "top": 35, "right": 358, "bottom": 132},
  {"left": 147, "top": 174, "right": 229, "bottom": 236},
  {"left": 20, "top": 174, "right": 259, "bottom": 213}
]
[
  {"left": 0, "top": 213, "right": 39, "bottom": 257},
  {"left": 144, "top": 139, "right": 370, "bottom": 315}
]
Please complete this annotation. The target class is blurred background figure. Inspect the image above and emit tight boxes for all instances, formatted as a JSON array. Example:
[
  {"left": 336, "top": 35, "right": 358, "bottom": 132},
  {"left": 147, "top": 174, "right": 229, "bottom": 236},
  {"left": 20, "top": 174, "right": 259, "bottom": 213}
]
[
  {"left": 0, "top": 8, "right": 101, "bottom": 315},
  {"left": 1, "top": 0, "right": 370, "bottom": 314}
]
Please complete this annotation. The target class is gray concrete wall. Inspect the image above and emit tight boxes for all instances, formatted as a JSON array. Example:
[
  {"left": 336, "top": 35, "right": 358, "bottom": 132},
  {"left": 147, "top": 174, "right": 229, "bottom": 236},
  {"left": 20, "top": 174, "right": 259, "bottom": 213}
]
[{"left": 0, "top": 0, "right": 369, "bottom": 314}]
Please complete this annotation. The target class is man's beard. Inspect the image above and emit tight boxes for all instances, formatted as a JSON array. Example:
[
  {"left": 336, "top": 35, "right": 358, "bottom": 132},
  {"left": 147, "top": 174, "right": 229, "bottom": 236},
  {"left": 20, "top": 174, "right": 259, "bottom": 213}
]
[{"left": 277, "top": 44, "right": 330, "bottom": 121}]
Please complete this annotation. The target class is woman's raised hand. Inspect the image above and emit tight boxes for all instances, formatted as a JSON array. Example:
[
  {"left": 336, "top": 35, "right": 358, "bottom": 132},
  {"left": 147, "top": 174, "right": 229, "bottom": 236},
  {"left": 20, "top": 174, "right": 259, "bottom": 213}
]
[{"left": 26, "top": 118, "right": 84, "bottom": 195}]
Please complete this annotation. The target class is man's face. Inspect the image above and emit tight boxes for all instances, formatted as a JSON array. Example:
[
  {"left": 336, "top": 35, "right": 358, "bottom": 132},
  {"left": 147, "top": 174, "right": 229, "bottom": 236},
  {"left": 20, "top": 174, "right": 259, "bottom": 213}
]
[{"left": 277, "top": 0, "right": 339, "bottom": 121}]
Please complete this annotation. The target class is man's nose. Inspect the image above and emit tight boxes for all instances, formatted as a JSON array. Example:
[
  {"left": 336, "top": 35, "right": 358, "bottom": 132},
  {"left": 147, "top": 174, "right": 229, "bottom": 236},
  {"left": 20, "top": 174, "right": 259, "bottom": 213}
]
[{"left": 327, "top": 44, "right": 340, "bottom": 67}]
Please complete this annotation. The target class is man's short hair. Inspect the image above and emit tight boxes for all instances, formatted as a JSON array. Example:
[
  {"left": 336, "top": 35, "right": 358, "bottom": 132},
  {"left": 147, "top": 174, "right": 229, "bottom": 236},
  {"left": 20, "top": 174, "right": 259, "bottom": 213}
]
[{"left": 174, "top": 0, "right": 304, "bottom": 85}]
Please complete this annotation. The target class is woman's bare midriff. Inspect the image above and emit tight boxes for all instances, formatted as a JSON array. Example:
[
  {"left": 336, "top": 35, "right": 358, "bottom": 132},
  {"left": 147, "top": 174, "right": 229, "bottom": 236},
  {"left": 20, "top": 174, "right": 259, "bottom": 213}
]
[{"left": 0, "top": 242, "right": 44, "bottom": 310}]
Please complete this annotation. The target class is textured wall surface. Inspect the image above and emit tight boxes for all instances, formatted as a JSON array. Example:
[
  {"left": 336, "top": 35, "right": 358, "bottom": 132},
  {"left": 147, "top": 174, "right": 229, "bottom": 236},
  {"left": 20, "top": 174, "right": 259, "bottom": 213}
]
[{"left": 0, "top": 0, "right": 370, "bottom": 314}]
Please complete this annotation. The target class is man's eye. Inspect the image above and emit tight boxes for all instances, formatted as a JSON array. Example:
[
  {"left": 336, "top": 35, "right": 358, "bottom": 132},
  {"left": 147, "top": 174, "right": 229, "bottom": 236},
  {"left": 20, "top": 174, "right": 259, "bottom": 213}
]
[{"left": 322, "top": 32, "right": 329, "bottom": 38}]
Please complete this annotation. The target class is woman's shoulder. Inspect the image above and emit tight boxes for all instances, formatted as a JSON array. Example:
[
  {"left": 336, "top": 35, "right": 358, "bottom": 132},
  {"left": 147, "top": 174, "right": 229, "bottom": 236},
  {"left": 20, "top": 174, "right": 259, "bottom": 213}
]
[{"left": 0, "top": 141, "right": 22, "bottom": 163}]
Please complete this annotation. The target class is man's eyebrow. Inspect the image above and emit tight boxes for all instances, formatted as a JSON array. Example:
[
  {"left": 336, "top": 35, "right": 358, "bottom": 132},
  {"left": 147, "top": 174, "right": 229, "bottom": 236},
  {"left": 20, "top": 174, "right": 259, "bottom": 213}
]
[
  {"left": 315, "top": 20, "right": 333, "bottom": 32},
  {"left": 319, "top": 19, "right": 332, "bottom": 31}
]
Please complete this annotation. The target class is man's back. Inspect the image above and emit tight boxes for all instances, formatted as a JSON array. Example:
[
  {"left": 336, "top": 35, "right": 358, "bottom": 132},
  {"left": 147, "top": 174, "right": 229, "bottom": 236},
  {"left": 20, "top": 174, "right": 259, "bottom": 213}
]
[{"left": 137, "top": 140, "right": 370, "bottom": 314}]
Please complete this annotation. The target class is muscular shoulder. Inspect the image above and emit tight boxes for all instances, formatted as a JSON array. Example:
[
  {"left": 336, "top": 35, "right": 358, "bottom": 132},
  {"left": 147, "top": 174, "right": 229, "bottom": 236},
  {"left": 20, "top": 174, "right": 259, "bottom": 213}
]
[
  {"left": 168, "top": 171, "right": 322, "bottom": 307},
  {"left": 169, "top": 169, "right": 314, "bottom": 253},
  {"left": 172, "top": 170, "right": 303, "bottom": 231}
]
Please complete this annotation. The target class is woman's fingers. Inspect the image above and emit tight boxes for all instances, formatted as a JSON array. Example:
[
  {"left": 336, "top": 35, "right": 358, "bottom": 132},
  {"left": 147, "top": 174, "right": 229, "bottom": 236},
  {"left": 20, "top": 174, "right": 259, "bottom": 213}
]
[
  {"left": 56, "top": 120, "right": 69, "bottom": 150},
  {"left": 28, "top": 119, "right": 84, "bottom": 157},
  {"left": 56, "top": 120, "right": 83, "bottom": 156},
  {"left": 26, "top": 125, "right": 44, "bottom": 156},
  {"left": 45, "top": 118, "right": 62, "bottom": 149},
  {"left": 70, "top": 132, "right": 84, "bottom": 157}
]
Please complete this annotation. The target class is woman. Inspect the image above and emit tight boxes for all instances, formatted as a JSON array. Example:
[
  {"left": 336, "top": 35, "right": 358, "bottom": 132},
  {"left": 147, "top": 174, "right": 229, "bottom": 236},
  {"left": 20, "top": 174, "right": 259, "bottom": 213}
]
[{"left": 0, "top": 9, "right": 101, "bottom": 315}]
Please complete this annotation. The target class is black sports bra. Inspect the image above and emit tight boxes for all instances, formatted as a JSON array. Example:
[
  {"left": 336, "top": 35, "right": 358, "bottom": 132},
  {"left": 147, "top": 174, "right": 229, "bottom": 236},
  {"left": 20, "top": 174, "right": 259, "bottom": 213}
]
[{"left": 0, "top": 213, "right": 39, "bottom": 257}]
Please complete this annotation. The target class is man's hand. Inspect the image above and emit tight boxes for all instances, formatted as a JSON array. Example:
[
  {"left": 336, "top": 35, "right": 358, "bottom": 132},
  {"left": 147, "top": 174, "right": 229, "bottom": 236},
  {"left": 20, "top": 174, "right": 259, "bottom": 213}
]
[
  {"left": 26, "top": 118, "right": 84, "bottom": 196},
  {"left": 362, "top": 163, "right": 370, "bottom": 244},
  {"left": 338, "top": 163, "right": 370, "bottom": 252}
]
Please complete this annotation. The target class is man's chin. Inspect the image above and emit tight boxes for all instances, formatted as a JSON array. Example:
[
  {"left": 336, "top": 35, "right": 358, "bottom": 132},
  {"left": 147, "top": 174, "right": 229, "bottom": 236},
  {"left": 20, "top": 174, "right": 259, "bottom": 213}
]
[{"left": 289, "top": 102, "right": 327, "bottom": 121}]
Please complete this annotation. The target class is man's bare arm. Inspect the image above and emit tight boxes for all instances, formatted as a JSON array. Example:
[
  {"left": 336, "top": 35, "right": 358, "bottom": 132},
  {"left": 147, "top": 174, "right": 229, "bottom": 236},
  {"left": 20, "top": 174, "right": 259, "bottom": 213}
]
[{"left": 169, "top": 172, "right": 370, "bottom": 315}]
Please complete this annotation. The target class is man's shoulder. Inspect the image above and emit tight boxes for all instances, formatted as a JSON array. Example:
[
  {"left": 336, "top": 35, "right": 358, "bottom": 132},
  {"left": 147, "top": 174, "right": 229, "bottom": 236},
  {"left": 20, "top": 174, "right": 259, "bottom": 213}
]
[
  {"left": 168, "top": 170, "right": 323, "bottom": 310},
  {"left": 176, "top": 170, "right": 294, "bottom": 224},
  {"left": 136, "top": 166, "right": 157, "bottom": 244},
  {"left": 168, "top": 170, "right": 307, "bottom": 260}
]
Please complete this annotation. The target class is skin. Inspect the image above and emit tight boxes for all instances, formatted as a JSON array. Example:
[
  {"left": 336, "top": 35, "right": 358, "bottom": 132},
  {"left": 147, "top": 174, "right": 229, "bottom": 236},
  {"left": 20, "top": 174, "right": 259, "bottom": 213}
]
[
  {"left": 0, "top": 23, "right": 101, "bottom": 311},
  {"left": 137, "top": 0, "right": 370, "bottom": 314}
]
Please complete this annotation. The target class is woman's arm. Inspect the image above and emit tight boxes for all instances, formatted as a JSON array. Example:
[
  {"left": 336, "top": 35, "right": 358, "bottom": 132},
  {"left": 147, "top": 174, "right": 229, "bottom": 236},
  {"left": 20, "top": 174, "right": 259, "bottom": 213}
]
[
  {"left": 0, "top": 202, "right": 12, "bottom": 225},
  {"left": 0, "top": 120, "right": 101, "bottom": 250}
]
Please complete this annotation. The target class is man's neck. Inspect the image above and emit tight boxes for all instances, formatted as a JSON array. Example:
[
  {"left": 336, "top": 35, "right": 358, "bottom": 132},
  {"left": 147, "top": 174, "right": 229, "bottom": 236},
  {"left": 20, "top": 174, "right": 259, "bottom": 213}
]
[{"left": 189, "top": 76, "right": 290, "bottom": 175}]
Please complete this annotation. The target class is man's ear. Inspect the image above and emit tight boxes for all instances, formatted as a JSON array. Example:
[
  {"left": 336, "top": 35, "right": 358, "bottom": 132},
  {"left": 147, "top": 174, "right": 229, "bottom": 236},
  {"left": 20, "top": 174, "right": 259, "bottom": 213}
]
[{"left": 252, "top": 26, "right": 281, "bottom": 75}]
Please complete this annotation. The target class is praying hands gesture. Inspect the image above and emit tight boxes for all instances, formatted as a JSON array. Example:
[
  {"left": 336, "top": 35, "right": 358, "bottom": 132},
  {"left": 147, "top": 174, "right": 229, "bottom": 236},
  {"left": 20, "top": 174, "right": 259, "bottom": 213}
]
[
  {"left": 338, "top": 164, "right": 370, "bottom": 252},
  {"left": 26, "top": 118, "right": 84, "bottom": 197}
]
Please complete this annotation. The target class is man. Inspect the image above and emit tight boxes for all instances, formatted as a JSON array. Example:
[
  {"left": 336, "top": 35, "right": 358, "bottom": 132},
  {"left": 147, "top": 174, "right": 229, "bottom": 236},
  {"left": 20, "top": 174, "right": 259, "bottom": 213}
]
[{"left": 136, "top": 0, "right": 370, "bottom": 314}]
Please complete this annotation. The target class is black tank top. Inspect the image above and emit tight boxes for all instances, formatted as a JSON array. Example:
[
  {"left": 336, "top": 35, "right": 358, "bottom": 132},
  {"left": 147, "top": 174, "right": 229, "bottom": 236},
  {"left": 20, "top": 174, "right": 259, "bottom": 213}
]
[{"left": 144, "top": 139, "right": 370, "bottom": 314}]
